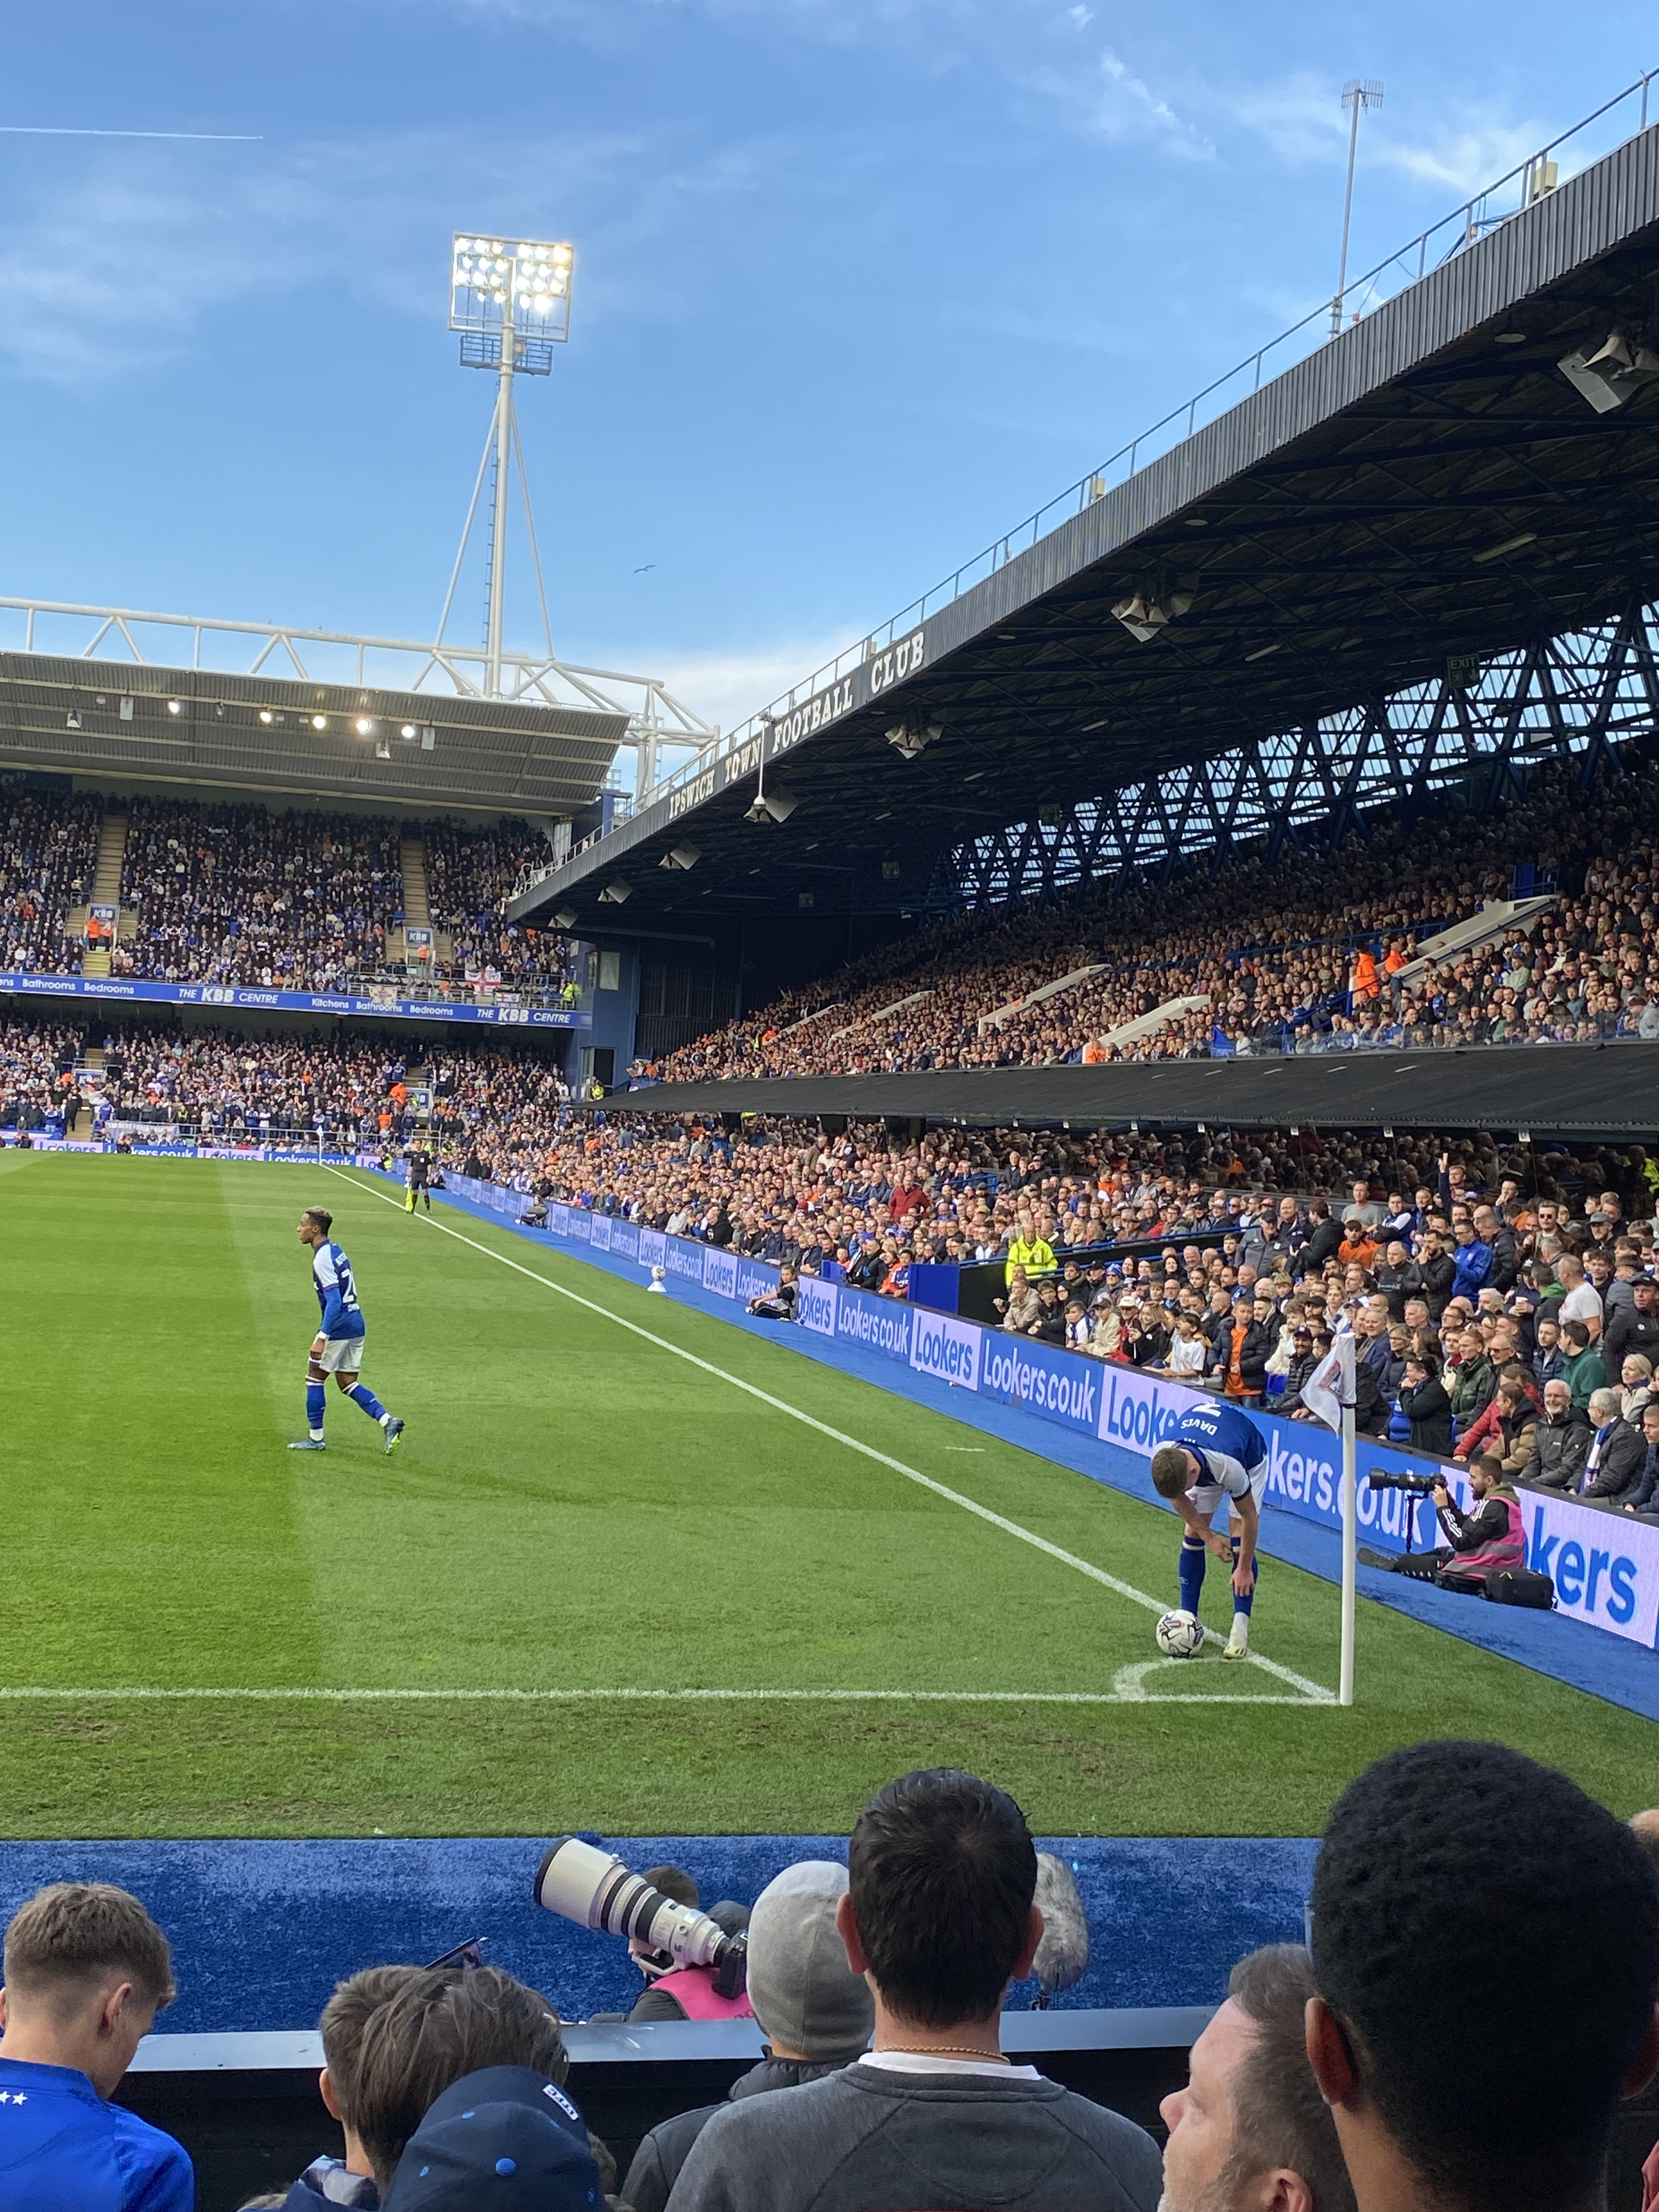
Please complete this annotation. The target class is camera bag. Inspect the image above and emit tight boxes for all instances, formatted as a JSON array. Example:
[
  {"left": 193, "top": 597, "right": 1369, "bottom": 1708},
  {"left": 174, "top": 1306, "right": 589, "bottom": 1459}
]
[{"left": 1485, "top": 1566, "right": 1556, "bottom": 1610}]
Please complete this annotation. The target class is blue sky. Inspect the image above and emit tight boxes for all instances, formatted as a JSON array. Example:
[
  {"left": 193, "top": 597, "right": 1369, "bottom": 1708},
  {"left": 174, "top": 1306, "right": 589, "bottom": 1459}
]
[{"left": 1, "top": 1, "right": 1654, "bottom": 736}]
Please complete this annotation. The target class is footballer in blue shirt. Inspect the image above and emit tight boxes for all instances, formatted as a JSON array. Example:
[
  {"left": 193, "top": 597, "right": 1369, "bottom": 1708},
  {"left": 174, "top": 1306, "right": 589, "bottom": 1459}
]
[
  {"left": 289, "top": 1206, "right": 405, "bottom": 1454},
  {"left": 1149, "top": 1401, "right": 1269, "bottom": 1658}
]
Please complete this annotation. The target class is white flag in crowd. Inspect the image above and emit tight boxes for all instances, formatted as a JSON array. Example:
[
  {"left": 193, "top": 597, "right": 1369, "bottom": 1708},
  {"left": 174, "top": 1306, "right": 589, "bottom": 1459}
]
[{"left": 1299, "top": 1335, "right": 1356, "bottom": 1435}]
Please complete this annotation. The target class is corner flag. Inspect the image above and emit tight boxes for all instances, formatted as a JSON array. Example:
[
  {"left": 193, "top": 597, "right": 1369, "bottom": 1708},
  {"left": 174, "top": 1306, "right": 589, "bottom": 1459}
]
[{"left": 1299, "top": 1335, "right": 1356, "bottom": 1435}]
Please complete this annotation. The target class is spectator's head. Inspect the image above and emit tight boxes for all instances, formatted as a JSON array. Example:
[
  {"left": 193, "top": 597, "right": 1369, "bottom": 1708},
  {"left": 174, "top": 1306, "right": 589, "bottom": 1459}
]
[
  {"left": 1542, "top": 1378, "right": 1573, "bottom": 1419},
  {"left": 1561, "top": 1319, "right": 1590, "bottom": 1355},
  {"left": 318, "top": 1965, "right": 421, "bottom": 2178},
  {"left": 1161, "top": 1944, "right": 1355, "bottom": 2212},
  {"left": 745, "top": 1861, "right": 873, "bottom": 2064},
  {"left": 0, "top": 1882, "right": 175, "bottom": 2096},
  {"left": 351, "top": 1967, "right": 569, "bottom": 2196},
  {"left": 1645, "top": 1402, "right": 1659, "bottom": 1450},
  {"left": 1635, "top": 1277, "right": 1659, "bottom": 1310},
  {"left": 839, "top": 1768, "right": 1041, "bottom": 2033},
  {"left": 1588, "top": 1386, "right": 1620, "bottom": 1429},
  {"left": 379, "top": 2066, "right": 600, "bottom": 2212},
  {"left": 1307, "top": 1742, "right": 1659, "bottom": 2212},
  {"left": 1630, "top": 1810, "right": 1659, "bottom": 1881}
]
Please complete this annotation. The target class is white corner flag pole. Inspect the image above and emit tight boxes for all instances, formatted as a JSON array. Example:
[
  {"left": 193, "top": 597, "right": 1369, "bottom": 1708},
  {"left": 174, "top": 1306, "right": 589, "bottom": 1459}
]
[{"left": 1339, "top": 1396, "right": 1357, "bottom": 1706}]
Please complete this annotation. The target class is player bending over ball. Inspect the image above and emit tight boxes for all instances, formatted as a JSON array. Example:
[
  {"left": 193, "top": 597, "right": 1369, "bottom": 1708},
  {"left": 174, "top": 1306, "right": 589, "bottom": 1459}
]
[
  {"left": 1149, "top": 1402, "right": 1267, "bottom": 1660},
  {"left": 289, "top": 1207, "right": 405, "bottom": 1456}
]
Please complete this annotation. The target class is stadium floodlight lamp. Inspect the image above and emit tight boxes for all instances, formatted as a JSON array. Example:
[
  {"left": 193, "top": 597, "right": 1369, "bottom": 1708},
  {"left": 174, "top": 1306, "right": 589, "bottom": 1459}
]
[
  {"left": 597, "top": 881, "right": 632, "bottom": 904},
  {"left": 354, "top": 716, "right": 376, "bottom": 736},
  {"left": 312, "top": 714, "right": 328, "bottom": 730},
  {"left": 1558, "top": 329, "right": 1659, "bottom": 413},
  {"left": 661, "top": 843, "right": 700, "bottom": 870},
  {"left": 400, "top": 722, "right": 419, "bottom": 739},
  {"left": 887, "top": 720, "right": 941, "bottom": 761},
  {"left": 166, "top": 697, "right": 184, "bottom": 715},
  {"left": 450, "top": 232, "right": 574, "bottom": 353},
  {"left": 745, "top": 787, "right": 798, "bottom": 825},
  {"left": 552, "top": 907, "right": 578, "bottom": 928},
  {"left": 259, "top": 709, "right": 274, "bottom": 725}
]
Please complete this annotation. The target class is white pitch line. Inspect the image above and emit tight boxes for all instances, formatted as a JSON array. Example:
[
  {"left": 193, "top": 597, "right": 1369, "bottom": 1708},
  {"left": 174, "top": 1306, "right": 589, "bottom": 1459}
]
[
  {"left": 323, "top": 1167, "right": 1335, "bottom": 1708},
  {"left": 0, "top": 1684, "right": 1327, "bottom": 1707}
]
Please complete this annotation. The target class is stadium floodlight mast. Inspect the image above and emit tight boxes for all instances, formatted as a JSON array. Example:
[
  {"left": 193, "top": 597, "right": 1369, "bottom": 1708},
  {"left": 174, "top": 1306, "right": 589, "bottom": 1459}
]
[
  {"left": 1330, "top": 79, "right": 1383, "bottom": 338},
  {"left": 442, "top": 232, "right": 575, "bottom": 699}
]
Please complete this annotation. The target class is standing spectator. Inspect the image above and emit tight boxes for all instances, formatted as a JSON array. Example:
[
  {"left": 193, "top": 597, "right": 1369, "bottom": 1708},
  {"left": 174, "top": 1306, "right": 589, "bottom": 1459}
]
[
  {"left": 668, "top": 1768, "right": 1163, "bottom": 2212},
  {"left": 1159, "top": 1944, "right": 1354, "bottom": 2212},
  {"left": 1556, "top": 1254, "right": 1604, "bottom": 1345},
  {"left": 1605, "top": 1274, "right": 1659, "bottom": 1372},
  {"left": 1305, "top": 1740, "right": 1659, "bottom": 2212},
  {"left": 350, "top": 1967, "right": 573, "bottom": 2200},
  {"left": 1560, "top": 1320, "right": 1607, "bottom": 1411},
  {"left": 275, "top": 1965, "right": 422, "bottom": 2208},
  {"left": 1395, "top": 1353, "right": 1452, "bottom": 1456},
  {"left": 624, "top": 1863, "right": 874, "bottom": 2212},
  {"left": 0, "top": 1882, "right": 192, "bottom": 2210}
]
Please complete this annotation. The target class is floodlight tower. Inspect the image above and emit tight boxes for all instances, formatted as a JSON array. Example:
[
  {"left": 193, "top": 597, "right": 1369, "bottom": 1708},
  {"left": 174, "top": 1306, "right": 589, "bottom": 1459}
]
[
  {"left": 443, "top": 233, "right": 574, "bottom": 699},
  {"left": 1331, "top": 80, "right": 1383, "bottom": 338}
]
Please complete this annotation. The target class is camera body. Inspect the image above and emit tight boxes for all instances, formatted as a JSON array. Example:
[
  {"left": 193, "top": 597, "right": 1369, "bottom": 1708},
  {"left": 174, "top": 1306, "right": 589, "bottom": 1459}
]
[{"left": 534, "top": 1836, "right": 748, "bottom": 2000}]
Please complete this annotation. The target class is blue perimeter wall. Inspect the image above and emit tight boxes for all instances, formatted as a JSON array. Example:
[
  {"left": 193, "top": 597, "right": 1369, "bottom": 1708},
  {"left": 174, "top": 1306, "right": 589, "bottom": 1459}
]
[{"left": 0, "top": 1835, "right": 1317, "bottom": 2035}]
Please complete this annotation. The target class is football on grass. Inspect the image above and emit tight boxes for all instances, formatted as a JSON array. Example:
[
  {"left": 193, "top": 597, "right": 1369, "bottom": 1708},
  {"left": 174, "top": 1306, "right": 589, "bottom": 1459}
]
[{"left": 1155, "top": 1609, "right": 1204, "bottom": 1658}]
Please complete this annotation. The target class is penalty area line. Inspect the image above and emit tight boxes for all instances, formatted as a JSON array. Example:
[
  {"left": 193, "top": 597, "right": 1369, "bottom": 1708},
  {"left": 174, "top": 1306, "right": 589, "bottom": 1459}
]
[
  {"left": 325, "top": 1167, "right": 1335, "bottom": 1708},
  {"left": 0, "top": 1685, "right": 1331, "bottom": 1708}
]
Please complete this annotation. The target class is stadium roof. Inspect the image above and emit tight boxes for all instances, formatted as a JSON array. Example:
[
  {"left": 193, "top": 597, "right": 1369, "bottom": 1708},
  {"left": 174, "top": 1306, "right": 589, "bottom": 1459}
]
[
  {"left": 514, "top": 112, "right": 1659, "bottom": 931},
  {"left": 0, "top": 653, "right": 628, "bottom": 818},
  {"left": 594, "top": 1044, "right": 1659, "bottom": 1141}
]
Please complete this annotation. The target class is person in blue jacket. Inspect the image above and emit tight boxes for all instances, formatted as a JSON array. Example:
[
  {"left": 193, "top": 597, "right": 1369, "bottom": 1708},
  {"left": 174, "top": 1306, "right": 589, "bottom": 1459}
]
[
  {"left": 0, "top": 1881, "right": 193, "bottom": 2211},
  {"left": 1148, "top": 1401, "right": 1270, "bottom": 1660}
]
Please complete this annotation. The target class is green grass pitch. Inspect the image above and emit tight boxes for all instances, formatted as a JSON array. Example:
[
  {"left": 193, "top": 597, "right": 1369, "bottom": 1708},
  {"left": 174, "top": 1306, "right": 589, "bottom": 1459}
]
[{"left": 1, "top": 1149, "right": 1655, "bottom": 1841}]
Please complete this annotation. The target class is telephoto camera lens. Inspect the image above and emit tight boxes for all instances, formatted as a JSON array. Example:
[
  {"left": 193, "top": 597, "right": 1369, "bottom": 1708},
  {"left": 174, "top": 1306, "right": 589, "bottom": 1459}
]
[{"left": 533, "top": 1836, "right": 740, "bottom": 1982}]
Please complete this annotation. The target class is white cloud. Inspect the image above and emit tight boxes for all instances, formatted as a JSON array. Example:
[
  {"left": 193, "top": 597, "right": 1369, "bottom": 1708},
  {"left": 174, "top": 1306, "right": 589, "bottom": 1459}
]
[
  {"left": 640, "top": 626, "right": 867, "bottom": 737},
  {"left": 1025, "top": 44, "right": 1212, "bottom": 161}
]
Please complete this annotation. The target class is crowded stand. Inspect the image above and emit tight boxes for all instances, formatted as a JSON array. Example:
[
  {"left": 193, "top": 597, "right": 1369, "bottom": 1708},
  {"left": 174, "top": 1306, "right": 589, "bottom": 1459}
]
[
  {"left": 113, "top": 795, "right": 403, "bottom": 990},
  {"left": 653, "top": 749, "right": 1659, "bottom": 1080},
  {"left": 422, "top": 815, "right": 577, "bottom": 991},
  {"left": 0, "top": 785, "right": 101, "bottom": 970}
]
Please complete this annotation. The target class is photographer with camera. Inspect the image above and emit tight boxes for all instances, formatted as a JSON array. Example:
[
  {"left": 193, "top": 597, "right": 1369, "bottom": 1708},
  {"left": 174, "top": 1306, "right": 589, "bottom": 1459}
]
[{"left": 1363, "top": 1452, "right": 1524, "bottom": 1589}]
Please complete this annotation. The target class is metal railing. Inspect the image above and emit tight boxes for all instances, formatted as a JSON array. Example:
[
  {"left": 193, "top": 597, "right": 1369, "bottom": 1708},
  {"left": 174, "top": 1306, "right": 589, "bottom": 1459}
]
[{"left": 565, "top": 66, "right": 1657, "bottom": 855}]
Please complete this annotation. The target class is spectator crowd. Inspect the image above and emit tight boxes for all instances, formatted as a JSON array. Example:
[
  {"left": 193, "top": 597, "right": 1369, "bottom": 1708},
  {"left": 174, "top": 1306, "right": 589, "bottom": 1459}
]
[
  {"left": 0, "top": 781, "right": 575, "bottom": 1001},
  {"left": 652, "top": 748, "right": 1659, "bottom": 1079},
  {"left": 1, "top": 1747, "right": 1655, "bottom": 2212}
]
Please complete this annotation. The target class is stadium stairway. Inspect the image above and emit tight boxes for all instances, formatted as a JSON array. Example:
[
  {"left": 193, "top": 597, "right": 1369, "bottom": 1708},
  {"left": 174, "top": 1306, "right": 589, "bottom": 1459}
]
[
  {"left": 393, "top": 832, "right": 453, "bottom": 970},
  {"left": 70, "top": 808, "right": 128, "bottom": 979}
]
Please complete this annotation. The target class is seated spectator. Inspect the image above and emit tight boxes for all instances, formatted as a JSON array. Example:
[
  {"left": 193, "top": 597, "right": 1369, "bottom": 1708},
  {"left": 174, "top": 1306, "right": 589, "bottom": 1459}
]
[
  {"left": 1518, "top": 1378, "right": 1593, "bottom": 1491},
  {"left": 1616, "top": 1351, "right": 1656, "bottom": 1425},
  {"left": 380, "top": 2066, "right": 602, "bottom": 2210},
  {"left": 1577, "top": 1387, "right": 1647, "bottom": 1505},
  {"left": 349, "top": 1966, "right": 577, "bottom": 2200},
  {"left": 1625, "top": 1400, "right": 1659, "bottom": 1523},
  {"left": 1159, "top": 1943, "right": 1354, "bottom": 2212},
  {"left": 995, "top": 1267, "right": 1039, "bottom": 1333},
  {"left": 624, "top": 1861, "right": 874, "bottom": 2212},
  {"left": 280, "top": 1964, "right": 419, "bottom": 2208},
  {"left": 0, "top": 1881, "right": 192, "bottom": 2210},
  {"left": 1305, "top": 1739, "right": 1659, "bottom": 2212},
  {"left": 668, "top": 1767, "right": 1163, "bottom": 2211},
  {"left": 1451, "top": 1366, "right": 1538, "bottom": 1473}
]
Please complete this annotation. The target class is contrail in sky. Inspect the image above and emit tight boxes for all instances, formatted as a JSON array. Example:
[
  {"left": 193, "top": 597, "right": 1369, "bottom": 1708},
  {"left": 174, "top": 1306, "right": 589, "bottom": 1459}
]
[{"left": 0, "top": 127, "right": 261, "bottom": 141}]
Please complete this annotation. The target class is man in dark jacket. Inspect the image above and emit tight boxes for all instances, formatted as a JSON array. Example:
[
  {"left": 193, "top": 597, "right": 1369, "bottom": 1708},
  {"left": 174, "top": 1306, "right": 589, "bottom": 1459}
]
[
  {"left": 1397, "top": 1356, "right": 1453, "bottom": 1456},
  {"left": 623, "top": 1863, "right": 874, "bottom": 2212},
  {"left": 1297, "top": 1201, "right": 1342, "bottom": 1279},
  {"left": 1576, "top": 1388, "right": 1647, "bottom": 1505},
  {"left": 1414, "top": 1231, "right": 1456, "bottom": 1319},
  {"left": 1604, "top": 1276, "right": 1659, "bottom": 1373},
  {"left": 1517, "top": 1380, "right": 1593, "bottom": 1491}
]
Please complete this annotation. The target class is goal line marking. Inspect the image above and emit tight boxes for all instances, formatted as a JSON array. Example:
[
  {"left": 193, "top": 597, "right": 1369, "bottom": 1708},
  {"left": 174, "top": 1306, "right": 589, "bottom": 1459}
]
[
  {"left": 0, "top": 1684, "right": 1329, "bottom": 1709},
  {"left": 323, "top": 1167, "right": 1335, "bottom": 1708}
]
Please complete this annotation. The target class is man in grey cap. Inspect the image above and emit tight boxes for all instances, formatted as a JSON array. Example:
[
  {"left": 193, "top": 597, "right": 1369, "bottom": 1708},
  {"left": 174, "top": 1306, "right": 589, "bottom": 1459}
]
[{"left": 624, "top": 1862, "right": 873, "bottom": 2212}]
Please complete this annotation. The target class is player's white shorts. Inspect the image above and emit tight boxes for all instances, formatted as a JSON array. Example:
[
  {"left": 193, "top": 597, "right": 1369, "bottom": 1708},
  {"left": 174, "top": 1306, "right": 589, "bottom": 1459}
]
[
  {"left": 1192, "top": 1462, "right": 1268, "bottom": 1522},
  {"left": 313, "top": 1334, "right": 366, "bottom": 1373}
]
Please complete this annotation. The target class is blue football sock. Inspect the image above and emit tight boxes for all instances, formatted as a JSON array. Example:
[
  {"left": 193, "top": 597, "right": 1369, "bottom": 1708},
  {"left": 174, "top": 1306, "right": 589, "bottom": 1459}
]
[
  {"left": 305, "top": 1382, "right": 326, "bottom": 1438},
  {"left": 348, "top": 1382, "right": 388, "bottom": 1424},
  {"left": 1229, "top": 1534, "right": 1257, "bottom": 1618},
  {"left": 1178, "top": 1537, "right": 1206, "bottom": 1616}
]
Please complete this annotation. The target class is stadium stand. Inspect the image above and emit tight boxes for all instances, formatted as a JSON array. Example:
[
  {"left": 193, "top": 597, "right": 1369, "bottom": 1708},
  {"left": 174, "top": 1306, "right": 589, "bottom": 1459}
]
[
  {"left": 650, "top": 749, "right": 1657, "bottom": 1080},
  {"left": 0, "top": 786, "right": 101, "bottom": 973}
]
